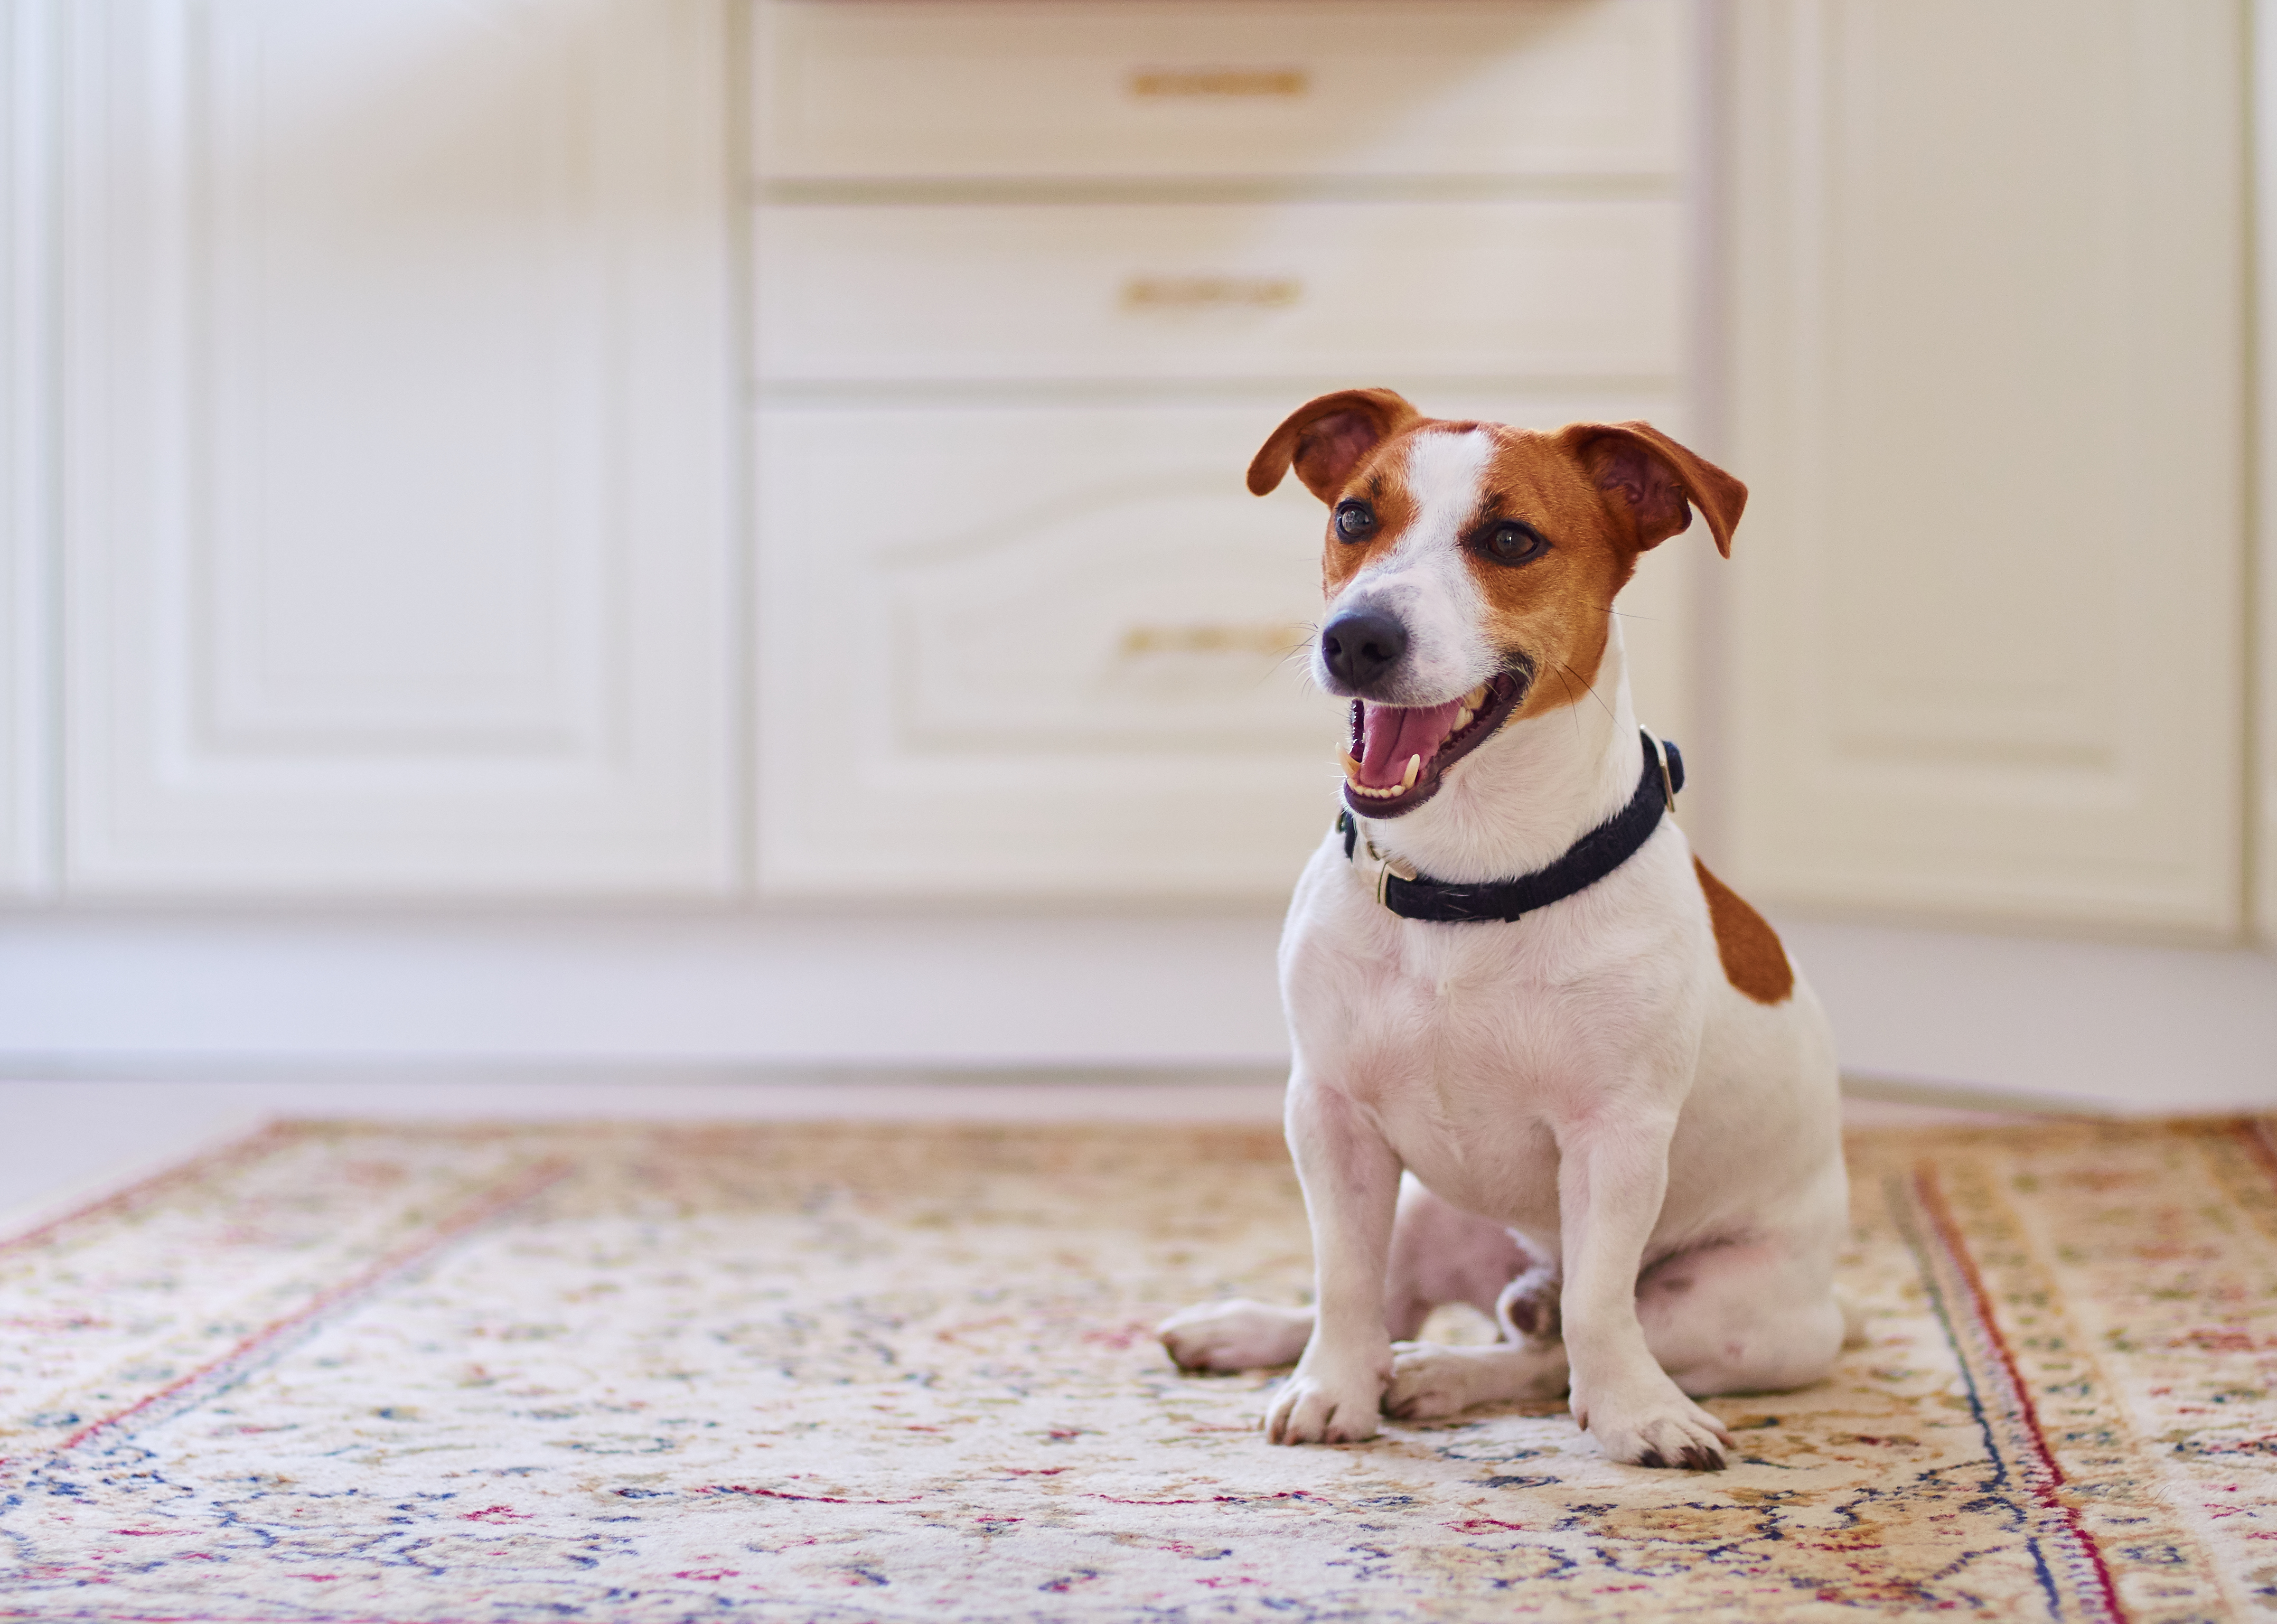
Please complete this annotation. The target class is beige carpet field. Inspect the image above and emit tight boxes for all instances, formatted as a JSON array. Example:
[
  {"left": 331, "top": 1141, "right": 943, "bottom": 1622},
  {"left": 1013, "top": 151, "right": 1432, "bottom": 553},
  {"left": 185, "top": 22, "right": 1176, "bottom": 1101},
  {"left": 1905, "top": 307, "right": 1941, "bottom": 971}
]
[{"left": 0, "top": 1116, "right": 2273, "bottom": 1621}]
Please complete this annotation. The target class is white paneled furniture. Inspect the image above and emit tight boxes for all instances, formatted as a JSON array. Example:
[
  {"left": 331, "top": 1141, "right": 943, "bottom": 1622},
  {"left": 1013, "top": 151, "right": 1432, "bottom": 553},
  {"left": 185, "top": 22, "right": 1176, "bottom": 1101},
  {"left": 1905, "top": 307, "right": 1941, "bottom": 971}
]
[
  {"left": 756, "top": 390, "right": 1675, "bottom": 896},
  {"left": 753, "top": 0, "right": 1695, "bottom": 898},
  {"left": 758, "top": 201, "right": 1683, "bottom": 387},
  {"left": 1725, "top": 0, "right": 2247, "bottom": 936},
  {"left": 2258, "top": 0, "right": 2277, "bottom": 949},
  {"left": 56, "top": 0, "right": 738, "bottom": 895},
  {"left": 755, "top": 1, "right": 1684, "bottom": 182},
  {"left": 0, "top": 0, "right": 54, "bottom": 894}
]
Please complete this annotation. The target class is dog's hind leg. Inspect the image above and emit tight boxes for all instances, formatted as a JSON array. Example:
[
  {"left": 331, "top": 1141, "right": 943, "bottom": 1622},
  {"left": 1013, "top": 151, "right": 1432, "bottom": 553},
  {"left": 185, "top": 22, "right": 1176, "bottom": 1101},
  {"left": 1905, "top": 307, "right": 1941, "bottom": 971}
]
[
  {"left": 1158, "top": 1174, "right": 1529, "bottom": 1373},
  {"left": 1384, "top": 1339, "right": 1570, "bottom": 1419},
  {"left": 1382, "top": 1174, "right": 1535, "bottom": 1338},
  {"left": 1384, "top": 1263, "right": 1568, "bottom": 1420},
  {"left": 1636, "top": 1201, "right": 1848, "bottom": 1400},
  {"left": 1158, "top": 1300, "right": 1314, "bottom": 1372}
]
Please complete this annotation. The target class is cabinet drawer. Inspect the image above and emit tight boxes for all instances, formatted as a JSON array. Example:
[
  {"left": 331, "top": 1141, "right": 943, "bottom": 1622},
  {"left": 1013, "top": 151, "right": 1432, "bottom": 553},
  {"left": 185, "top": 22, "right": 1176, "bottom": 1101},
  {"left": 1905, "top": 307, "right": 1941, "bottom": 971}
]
[
  {"left": 756, "top": 0, "right": 1684, "bottom": 181},
  {"left": 755, "top": 393, "right": 1676, "bottom": 898},
  {"left": 757, "top": 200, "right": 1681, "bottom": 385}
]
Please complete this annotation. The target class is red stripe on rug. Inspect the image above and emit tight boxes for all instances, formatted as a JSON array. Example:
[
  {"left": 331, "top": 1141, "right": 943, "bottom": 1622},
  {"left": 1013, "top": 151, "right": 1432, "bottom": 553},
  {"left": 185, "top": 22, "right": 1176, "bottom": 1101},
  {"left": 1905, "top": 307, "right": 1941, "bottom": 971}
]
[
  {"left": 1911, "top": 1167, "right": 2126, "bottom": 1622},
  {"left": 2234, "top": 1117, "right": 2277, "bottom": 1188},
  {"left": 0, "top": 1121, "right": 304, "bottom": 1256},
  {"left": 59, "top": 1155, "right": 574, "bottom": 1453}
]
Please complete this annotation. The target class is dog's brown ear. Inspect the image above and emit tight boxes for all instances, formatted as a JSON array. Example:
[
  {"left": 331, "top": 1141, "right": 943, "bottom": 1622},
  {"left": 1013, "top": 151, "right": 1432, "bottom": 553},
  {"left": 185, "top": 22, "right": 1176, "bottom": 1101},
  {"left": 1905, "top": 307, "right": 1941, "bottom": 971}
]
[
  {"left": 1248, "top": 389, "right": 1421, "bottom": 502},
  {"left": 1560, "top": 421, "right": 1746, "bottom": 558}
]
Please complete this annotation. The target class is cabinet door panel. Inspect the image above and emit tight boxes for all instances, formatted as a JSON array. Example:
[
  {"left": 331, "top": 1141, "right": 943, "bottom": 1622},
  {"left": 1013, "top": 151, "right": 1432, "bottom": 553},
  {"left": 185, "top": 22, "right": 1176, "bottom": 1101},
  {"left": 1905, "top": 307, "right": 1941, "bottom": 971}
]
[
  {"left": 2260, "top": 1, "right": 2277, "bottom": 947},
  {"left": 757, "top": 0, "right": 1683, "bottom": 182},
  {"left": 759, "top": 200, "right": 1681, "bottom": 386},
  {"left": 63, "top": 0, "right": 736, "bottom": 895},
  {"left": 757, "top": 395, "right": 1677, "bottom": 898},
  {"left": 1726, "top": 0, "right": 2245, "bottom": 934},
  {"left": 0, "top": 1, "right": 52, "bottom": 893}
]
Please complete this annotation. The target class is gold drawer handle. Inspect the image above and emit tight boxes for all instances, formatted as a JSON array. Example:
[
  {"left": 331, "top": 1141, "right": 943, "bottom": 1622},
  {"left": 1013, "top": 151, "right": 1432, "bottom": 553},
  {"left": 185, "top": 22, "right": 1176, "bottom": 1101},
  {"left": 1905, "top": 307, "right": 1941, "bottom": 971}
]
[
  {"left": 1121, "top": 276, "right": 1301, "bottom": 311},
  {"left": 1120, "top": 623, "right": 1309, "bottom": 659},
  {"left": 1128, "top": 67, "right": 1308, "bottom": 99}
]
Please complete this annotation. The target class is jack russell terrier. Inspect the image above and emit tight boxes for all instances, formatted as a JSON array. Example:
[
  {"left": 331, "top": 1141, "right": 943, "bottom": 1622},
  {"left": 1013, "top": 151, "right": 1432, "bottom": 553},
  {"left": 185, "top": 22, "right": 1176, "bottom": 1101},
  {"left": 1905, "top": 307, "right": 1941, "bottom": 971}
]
[{"left": 1157, "top": 390, "right": 1849, "bottom": 1471}]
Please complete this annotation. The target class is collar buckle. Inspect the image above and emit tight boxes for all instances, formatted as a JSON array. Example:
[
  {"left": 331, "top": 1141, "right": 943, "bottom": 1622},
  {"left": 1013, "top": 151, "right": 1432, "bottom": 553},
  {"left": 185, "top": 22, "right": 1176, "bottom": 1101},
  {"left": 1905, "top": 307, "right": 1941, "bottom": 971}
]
[
  {"left": 1644, "top": 730, "right": 1676, "bottom": 814},
  {"left": 1368, "top": 840, "right": 1418, "bottom": 905}
]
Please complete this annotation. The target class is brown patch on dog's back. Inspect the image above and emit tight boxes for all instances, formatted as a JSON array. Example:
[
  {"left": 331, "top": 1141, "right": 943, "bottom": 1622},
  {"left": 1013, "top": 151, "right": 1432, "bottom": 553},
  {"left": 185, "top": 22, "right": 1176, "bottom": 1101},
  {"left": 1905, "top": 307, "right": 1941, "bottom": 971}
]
[{"left": 1692, "top": 858, "right": 1794, "bottom": 1005}]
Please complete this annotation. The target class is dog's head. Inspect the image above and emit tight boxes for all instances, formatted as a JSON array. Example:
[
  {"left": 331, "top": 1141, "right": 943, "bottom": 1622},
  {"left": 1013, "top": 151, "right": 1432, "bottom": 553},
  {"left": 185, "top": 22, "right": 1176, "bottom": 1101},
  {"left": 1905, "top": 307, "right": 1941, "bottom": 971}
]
[{"left": 1249, "top": 388, "right": 1744, "bottom": 819}]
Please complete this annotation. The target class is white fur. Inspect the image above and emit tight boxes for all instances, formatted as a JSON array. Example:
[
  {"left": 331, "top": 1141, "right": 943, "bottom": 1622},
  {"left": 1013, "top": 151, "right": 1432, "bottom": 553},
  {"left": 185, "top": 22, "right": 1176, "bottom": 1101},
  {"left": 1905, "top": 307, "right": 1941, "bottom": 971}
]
[
  {"left": 1308, "top": 431, "right": 1497, "bottom": 708},
  {"left": 1161, "top": 434, "right": 1848, "bottom": 1470}
]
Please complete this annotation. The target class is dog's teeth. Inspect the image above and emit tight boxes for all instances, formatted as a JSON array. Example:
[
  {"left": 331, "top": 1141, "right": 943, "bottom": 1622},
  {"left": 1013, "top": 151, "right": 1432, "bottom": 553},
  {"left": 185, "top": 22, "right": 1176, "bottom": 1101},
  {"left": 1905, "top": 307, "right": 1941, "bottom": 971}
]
[
  {"left": 1401, "top": 755, "right": 1421, "bottom": 791},
  {"left": 1464, "top": 684, "right": 1489, "bottom": 709},
  {"left": 1340, "top": 751, "right": 1364, "bottom": 784},
  {"left": 1454, "top": 707, "right": 1474, "bottom": 731}
]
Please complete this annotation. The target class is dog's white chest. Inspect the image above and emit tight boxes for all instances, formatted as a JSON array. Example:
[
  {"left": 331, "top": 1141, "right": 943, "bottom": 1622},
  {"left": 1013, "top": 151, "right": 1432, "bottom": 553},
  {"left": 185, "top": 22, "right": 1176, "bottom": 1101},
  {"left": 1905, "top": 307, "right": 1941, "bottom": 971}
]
[{"left": 1281, "top": 831, "right": 1707, "bottom": 1240}]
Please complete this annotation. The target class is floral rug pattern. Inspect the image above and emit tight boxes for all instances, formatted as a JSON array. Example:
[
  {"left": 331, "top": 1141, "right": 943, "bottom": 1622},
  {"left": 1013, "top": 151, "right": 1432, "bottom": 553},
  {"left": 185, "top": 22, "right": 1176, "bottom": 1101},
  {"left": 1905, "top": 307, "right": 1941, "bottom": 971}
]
[{"left": 0, "top": 1116, "right": 2273, "bottom": 1621}]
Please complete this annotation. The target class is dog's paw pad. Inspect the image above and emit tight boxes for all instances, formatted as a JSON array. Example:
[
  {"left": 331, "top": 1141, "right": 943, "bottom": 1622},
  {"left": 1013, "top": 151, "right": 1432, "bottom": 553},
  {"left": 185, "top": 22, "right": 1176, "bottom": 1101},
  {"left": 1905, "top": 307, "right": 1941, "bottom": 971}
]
[
  {"left": 1266, "top": 1366, "right": 1386, "bottom": 1445},
  {"left": 1583, "top": 1379, "right": 1733, "bottom": 1470}
]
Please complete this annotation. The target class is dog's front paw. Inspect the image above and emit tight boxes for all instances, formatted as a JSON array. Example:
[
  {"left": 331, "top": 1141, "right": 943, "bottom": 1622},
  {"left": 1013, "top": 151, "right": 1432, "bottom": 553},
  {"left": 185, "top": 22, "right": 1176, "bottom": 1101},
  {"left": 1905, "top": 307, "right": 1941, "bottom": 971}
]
[
  {"left": 1157, "top": 1299, "right": 1312, "bottom": 1372},
  {"left": 1263, "top": 1354, "right": 1386, "bottom": 1445},
  {"left": 1575, "top": 1374, "right": 1735, "bottom": 1471}
]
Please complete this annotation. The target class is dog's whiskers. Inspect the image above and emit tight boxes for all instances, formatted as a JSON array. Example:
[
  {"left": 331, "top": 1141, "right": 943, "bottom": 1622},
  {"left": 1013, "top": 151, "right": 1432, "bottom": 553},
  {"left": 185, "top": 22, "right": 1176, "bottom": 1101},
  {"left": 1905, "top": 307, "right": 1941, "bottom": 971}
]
[
  {"left": 1552, "top": 664, "right": 1586, "bottom": 743},
  {"left": 1559, "top": 659, "right": 1618, "bottom": 725}
]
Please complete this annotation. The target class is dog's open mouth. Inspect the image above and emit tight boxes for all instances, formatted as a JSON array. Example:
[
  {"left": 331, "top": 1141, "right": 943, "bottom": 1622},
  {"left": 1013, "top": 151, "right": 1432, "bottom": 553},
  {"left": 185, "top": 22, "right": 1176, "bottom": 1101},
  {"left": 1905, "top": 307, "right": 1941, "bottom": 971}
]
[{"left": 1341, "top": 671, "right": 1528, "bottom": 819}]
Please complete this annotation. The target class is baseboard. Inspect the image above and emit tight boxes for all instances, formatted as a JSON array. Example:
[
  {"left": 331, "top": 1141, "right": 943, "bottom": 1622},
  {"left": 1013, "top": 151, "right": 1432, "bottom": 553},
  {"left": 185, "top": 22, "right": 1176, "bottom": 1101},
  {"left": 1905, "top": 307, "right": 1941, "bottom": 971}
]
[
  {"left": 0, "top": 909, "right": 2267, "bottom": 1113},
  {"left": 1775, "top": 916, "right": 2277, "bottom": 1115}
]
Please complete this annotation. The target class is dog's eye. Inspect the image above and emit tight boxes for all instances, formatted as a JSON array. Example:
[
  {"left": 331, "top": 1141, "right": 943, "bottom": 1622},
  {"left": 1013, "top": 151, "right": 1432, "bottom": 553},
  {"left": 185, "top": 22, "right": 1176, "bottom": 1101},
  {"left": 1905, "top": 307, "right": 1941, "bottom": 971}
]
[
  {"left": 1477, "top": 521, "right": 1549, "bottom": 566},
  {"left": 1334, "top": 502, "right": 1377, "bottom": 542}
]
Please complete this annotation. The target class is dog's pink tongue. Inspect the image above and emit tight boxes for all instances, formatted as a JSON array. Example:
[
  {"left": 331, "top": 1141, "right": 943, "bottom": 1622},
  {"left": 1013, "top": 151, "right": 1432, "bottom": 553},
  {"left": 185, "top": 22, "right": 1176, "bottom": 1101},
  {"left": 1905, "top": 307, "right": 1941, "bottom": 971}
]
[{"left": 1357, "top": 699, "right": 1463, "bottom": 788}]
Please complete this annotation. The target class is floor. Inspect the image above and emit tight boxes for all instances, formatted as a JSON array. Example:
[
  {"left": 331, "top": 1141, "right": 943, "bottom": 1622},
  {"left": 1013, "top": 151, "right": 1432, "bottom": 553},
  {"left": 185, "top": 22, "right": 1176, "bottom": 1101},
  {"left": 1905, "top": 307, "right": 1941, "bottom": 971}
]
[{"left": 0, "top": 1072, "right": 2049, "bottom": 1239}]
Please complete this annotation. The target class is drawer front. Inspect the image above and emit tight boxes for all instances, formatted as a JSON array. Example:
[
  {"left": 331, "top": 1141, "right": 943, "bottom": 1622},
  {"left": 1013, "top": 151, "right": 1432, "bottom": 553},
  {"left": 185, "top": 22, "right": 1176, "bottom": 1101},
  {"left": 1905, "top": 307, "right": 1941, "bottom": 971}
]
[
  {"left": 757, "top": 200, "right": 1682, "bottom": 385},
  {"left": 756, "top": 0, "right": 1684, "bottom": 181},
  {"left": 756, "top": 393, "right": 1679, "bottom": 898}
]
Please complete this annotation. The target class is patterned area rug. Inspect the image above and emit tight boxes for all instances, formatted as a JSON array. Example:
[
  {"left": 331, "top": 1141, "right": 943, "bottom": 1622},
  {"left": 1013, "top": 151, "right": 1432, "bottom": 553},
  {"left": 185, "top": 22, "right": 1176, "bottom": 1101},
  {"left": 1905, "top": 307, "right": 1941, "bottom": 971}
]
[{"left": 1, "top": 1116, "right": 2273, "bottom": 1622}]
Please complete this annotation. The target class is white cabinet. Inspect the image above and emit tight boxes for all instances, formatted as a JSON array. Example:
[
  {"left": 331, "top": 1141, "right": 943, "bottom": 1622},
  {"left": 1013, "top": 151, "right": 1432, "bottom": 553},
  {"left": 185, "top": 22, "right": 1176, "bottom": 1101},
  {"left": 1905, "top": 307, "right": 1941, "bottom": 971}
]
[
  {"left": 757, "top": 0, "right": 1685, "bottom": 182},
  {"left": 758, "top": 200, "right": 1683, "bottom": 387},
  {"left": 1725, "top": 0, "right": 2247, "bottom": 935},
  {"left": 757, "top": 391, "right": 1676, "bottom": 898},
  {"left": 2, "top": 0, "right": 2257, "bottom": 951},
  {"left": 752, "top": 0, "right": 1695, "bottom": 899},
  {"left": 0, "top": 0, "right": 53, "bottom": 895},
  {"left": 56, "top": 0, "right": 738, "bottom": 895},
  {"left": 2259, "top": 4, "right": 2277, "bottom": 948}
]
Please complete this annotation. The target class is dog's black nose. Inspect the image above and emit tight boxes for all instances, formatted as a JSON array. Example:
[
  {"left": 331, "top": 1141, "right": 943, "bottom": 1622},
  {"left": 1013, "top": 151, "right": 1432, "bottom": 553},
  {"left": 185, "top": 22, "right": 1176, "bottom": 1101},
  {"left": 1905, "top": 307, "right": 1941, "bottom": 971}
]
[{"left": 1320, "top": 610, "right": 1408, "bottom": 690}]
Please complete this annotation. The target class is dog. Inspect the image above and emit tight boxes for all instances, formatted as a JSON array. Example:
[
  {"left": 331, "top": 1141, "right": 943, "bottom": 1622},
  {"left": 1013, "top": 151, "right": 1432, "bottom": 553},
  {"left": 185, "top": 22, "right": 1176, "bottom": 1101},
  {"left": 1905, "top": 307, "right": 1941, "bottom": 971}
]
[{"left": 1156, "top": 390, "right": 1849, "bottom": 1471}]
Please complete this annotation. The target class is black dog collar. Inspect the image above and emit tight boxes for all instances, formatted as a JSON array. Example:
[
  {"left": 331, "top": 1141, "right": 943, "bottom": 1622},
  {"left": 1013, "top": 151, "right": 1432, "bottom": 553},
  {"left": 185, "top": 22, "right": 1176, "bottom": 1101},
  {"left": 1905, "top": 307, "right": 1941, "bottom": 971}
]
[{"left": 1338, "top": 730, "right": 1683, "bottom": 924}]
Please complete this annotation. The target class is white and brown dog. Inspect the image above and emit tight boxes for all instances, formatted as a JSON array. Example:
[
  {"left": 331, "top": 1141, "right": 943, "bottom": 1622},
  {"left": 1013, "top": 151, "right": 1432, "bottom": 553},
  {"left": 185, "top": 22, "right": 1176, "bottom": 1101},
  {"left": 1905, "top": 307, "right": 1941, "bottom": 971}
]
[{"left": 1158, "top": 390, "right": 1849, "bottom": 1471}]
